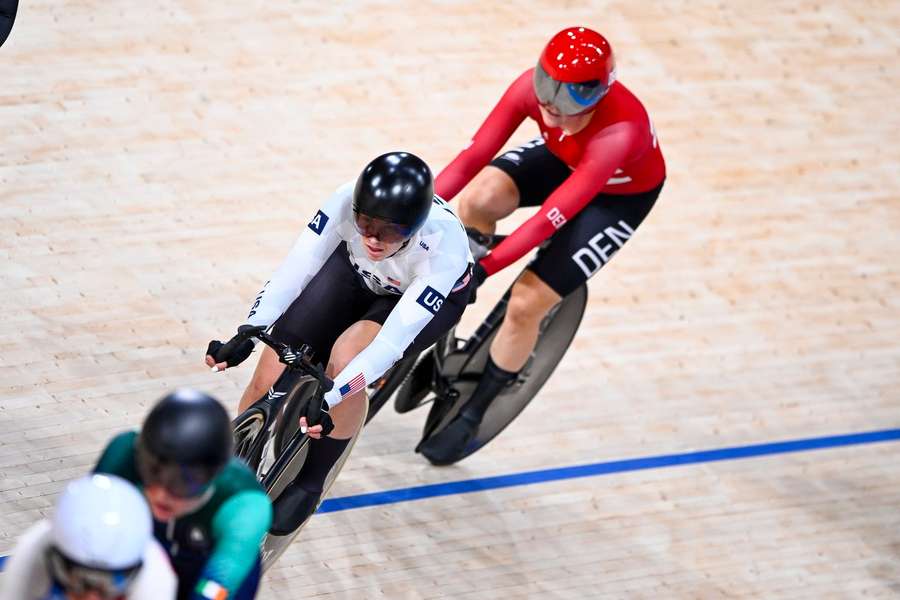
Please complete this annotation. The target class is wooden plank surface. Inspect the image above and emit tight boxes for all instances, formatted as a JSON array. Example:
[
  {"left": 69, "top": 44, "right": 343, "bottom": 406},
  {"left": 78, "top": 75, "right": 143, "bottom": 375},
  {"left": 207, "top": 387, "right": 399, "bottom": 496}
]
[{"left": 1, "top": 1, "right": 899, "bottom": 598}]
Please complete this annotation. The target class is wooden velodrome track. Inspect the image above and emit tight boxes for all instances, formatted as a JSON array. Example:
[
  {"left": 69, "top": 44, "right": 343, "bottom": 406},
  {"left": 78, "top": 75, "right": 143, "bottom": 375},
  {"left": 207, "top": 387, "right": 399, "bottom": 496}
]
[{"left": 2, "top": 1, "right": 899, "bottom": 597}]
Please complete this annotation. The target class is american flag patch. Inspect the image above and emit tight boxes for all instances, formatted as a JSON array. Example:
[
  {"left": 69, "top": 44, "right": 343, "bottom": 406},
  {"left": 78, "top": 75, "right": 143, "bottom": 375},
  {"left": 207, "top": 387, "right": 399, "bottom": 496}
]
[
  {"left": 338, "top": 373, "right": 367, "bottom": 398},
  {"left": 452, "top": 271, "right": 471, "bottom": 293}
]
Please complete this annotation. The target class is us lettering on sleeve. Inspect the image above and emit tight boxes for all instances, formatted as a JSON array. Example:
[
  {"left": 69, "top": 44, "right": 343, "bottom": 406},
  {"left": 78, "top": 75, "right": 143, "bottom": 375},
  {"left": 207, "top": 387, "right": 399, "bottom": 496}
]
[{"left": 416, "top": 286, "right": 445, "bottom": 315}]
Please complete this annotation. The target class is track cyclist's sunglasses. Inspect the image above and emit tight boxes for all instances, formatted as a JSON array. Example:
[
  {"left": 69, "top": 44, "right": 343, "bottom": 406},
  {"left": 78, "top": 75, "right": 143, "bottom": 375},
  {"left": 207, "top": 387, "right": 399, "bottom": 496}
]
[
  {"left": 353, "top": 211, "right": 413, "bottom": 244},
  {"left": 533, "top": 62, "right": 609, "bottom": 117},
  {"left": 48, "top": 547, "right": 141, "bottom": 599},
  {"left": 136, "top": 444, "right": 215, "bottom": 499}
]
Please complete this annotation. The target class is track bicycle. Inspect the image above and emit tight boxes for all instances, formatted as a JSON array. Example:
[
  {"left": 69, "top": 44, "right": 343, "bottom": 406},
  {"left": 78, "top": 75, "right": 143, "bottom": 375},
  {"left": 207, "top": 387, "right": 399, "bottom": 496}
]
[
  {"left": 365, "top": 232, "right": 588, "bottom": 464},
  {"left": 220, "top": 327, "right": 362, "bottom": 570}
]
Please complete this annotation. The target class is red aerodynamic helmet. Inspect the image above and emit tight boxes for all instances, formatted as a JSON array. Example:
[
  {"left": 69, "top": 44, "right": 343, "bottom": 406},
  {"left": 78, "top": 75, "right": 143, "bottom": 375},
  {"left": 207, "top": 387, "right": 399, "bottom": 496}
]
[{"left": 533, "top": 27, "right": 617, "bottom": 116}]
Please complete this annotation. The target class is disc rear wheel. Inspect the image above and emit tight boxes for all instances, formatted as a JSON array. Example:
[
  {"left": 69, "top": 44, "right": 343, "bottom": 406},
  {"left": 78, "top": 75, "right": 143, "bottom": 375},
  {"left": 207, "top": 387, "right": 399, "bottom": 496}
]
[{"left": 423, "top": 284, "right": 588, "bottom": 464}]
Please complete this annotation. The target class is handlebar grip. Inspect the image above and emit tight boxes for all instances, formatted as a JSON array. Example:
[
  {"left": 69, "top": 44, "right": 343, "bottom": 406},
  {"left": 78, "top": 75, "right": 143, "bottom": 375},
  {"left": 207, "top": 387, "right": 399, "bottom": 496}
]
[
  {"left": 213, "top": 325, "right": 265, "bottom": 363},
  {"left": 305, "top": 392, "right": 323, "bottom": 424},
  {"left": 243, "top": 329, "right": 333, "bottom": 394},
  {"left": 236, "top": 324, "right": 266, "bottom": 339},
  {"left": 213, "top": 336, "right": 243, "bottom": 363}
]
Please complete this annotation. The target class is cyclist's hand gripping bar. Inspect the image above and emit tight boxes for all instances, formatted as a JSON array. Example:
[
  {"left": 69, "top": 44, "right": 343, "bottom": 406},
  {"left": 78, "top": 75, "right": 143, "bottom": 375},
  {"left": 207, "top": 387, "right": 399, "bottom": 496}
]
[{"left": 208, "top": 324, "right": 265, "bottom": 371}]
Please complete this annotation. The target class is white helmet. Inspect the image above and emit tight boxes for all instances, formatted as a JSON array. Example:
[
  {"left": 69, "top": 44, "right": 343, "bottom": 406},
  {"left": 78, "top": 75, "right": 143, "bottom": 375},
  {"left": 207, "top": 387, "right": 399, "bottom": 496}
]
[{"left": 51, "top": 474, "right": 152, "bottom": 570}]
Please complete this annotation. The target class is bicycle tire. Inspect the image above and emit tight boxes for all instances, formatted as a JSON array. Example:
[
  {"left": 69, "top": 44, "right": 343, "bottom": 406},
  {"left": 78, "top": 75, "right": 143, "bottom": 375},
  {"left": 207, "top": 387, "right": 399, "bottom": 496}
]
[
  {"left": 264, "top": 377, "right": 319, "bottom": 499},
  {"left": 423, "top": 283, "right": 588, "bottom": 464},
  {"left": 271, "top": 376, "right": 319, "bottom": 457},
  {"left": 365, "top": 353, "right": 419, "bottom": 423},
  {"left": 393, "top": 351, "right": 436, "bottom": 414},
  {"left": 260, "top": 403, "right": 367, "bottom": 572}
]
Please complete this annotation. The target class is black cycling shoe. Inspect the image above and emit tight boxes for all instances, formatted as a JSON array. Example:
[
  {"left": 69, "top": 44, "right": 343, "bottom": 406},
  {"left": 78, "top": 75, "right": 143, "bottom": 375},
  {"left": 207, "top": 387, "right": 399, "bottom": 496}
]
[
  {"left": 419, "top": 413, "right": 480, "bottom": 466},
  {"left": 269, "top": 481, "right": 322, "bottom": 536}
]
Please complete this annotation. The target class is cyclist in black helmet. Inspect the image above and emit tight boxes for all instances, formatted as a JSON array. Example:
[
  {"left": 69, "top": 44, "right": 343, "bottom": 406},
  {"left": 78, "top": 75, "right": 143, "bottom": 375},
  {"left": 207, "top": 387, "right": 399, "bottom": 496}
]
[
  {"left": 94, "top": 388, "right": 272, "bottom": 600},
  {"left": 206, "top": 152, "right": 474, "bottom": 531}
]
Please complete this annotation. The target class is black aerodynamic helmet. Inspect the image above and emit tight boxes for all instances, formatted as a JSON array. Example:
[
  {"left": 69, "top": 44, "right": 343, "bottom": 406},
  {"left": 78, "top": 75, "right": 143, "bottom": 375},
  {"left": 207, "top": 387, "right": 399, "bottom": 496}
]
[
  {"left": 0, "top": 1, "right": 18, "bottom": 49},
  {"left": 351, "top": 152, "right": 434, "bottom": 243},
  {"left": 135, "top": 388, "right": 233, "bottom": 498}
]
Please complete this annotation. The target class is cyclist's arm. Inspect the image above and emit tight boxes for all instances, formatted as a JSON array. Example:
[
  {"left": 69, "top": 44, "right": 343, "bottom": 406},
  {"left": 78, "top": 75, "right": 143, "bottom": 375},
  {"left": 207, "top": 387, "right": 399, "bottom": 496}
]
[
  {"left": 190, "top": 490, "right": 272, "bottom": 600},
  {"left": 0, "top": 521, "right": 53, "bottom": 600},
  {"left": 480, "top": 122, "right": 638, "bottom": 275},
  {"left": 434, "top": 70, "right": 532, "bottom": 202},
  {"left": 324, "top": 250, "right": 468, "bottom": 408},
  {"left": 246, "top": 184, "right": 351, "bottom": 328}
]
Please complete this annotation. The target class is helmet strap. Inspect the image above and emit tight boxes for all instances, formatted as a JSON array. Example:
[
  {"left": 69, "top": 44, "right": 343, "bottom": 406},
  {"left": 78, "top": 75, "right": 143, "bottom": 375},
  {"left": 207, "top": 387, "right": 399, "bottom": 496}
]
[{"left": 385, "top": 237, "right": 413, "bottom": 259}]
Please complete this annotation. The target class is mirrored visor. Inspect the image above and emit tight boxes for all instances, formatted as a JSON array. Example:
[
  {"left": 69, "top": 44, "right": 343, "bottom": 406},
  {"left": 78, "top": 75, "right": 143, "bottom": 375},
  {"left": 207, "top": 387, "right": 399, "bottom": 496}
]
[
  {"left": 48, "top": 548, "right": 141, "bottom": 599},
  {"left": 533, "top": 62, "right": 608, "bottom": 116},
  {"left": 136, "top": 444, "right": 215, "bottom": 499},
  {"left": 353, "top": 212, "right": 413, "bottom": 243}
]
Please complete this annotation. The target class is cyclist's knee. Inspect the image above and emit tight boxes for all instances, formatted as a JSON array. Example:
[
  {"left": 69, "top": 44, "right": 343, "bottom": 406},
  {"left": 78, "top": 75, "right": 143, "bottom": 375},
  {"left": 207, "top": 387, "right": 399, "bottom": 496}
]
[
  {"left": 243, "top": 374, "right": 271, "bottom": 403},
  {"left": 327, "top": 343, "right": 359, "bottom": 377},
  {"left": 457, "top": 167, "right": 518, "bottom": 228},
  {"left": 241, "top": 349, "right": 283, "bottom": 407},
  {"left": 326, "top": 321, "right": 381, "bottom": 377},
  {"left": 505, "top": 291, "right": 545, "bottom": 329},
  {"left": 505, "top": 273, "right": 560, "bottom": 328}
]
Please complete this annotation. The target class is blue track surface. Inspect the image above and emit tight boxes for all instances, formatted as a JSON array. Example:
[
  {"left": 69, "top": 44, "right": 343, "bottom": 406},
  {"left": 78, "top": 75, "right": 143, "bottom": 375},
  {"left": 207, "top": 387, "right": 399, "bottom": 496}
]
[{"left": 317, "top": 428, "right": 900, "bottom": 512}]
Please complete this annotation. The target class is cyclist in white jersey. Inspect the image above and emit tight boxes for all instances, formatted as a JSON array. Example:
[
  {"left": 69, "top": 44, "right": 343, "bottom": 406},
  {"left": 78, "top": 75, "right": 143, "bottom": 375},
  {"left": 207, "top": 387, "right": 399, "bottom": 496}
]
[
  {"left": 0, "top": 474, "right": 176, "bottom": 600},
  {"left": 206, "top": 152, "right": 473, "bottom": 531}
]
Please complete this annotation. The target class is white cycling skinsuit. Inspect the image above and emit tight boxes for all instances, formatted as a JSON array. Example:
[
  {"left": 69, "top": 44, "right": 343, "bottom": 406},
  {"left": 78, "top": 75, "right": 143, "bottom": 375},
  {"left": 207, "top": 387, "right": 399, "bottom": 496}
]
[
  {"left": 246, "top": 182, "right": 473, "bottom": 408},
  {"left": 0, "top": 520, "right": 177, "bottom": 600}
]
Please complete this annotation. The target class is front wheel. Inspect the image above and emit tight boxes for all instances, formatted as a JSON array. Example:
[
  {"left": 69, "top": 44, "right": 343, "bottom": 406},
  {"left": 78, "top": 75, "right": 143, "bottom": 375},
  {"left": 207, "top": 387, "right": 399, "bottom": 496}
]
[{"left": 260, "top": 405, "right": 366, "bottom": 573}]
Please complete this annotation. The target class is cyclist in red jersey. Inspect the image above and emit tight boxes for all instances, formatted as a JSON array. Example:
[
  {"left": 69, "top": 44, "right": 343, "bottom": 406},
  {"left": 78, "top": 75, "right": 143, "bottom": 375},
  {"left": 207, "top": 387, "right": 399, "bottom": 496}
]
[{"left": 421, "top": 27, "right": 666, "bottom": 463}]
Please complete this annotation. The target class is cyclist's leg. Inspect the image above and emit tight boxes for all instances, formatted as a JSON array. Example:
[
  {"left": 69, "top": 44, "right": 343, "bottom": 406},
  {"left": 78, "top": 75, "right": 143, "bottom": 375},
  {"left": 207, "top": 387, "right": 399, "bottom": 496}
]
[
  {"left": 283, "top": 285, "right": 470, "bottom": 499},
  {"left": 490, "top": 271, "right": 561, "bottom": 371},
  {"left": 323, "top": 320, "right": 382, "bottom": 438},
  {"left": 496, "top": 184, "right": 663, "bottom": 369},
  {"left": 456, "top": 166, "right": 519, "bottom": 235},
  {"left": 270, "top": 311, "right": 390, "bottom": 533},
  {"left": 448, "top": 271, "right": 561, "bottom": 425},
  {"left": 238, "top": 346, "right": 283, "bottom": 412},
  {"left": 455, "top": 273, "right": 560, "bottom": 426},
  {"left": 456, "top": 138, "right": 568, "bottom": 233},
  {"left": 456, "top": 140, "right": 571, "bottom": 367},
  {"left": 463, "top": 141, "right": 573, "bottom": 372},
  {"left": 419, "top": 145, "right": 571, "bottom": 461},
  {"left": 422, "top": 184, "right": 663, "bottom": 462},
  {"left": 493, "top": 183, "right": 663, "bottom": 369},
  {"left": 238, "top": 244, "right": 371, "bottom": 412}
]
